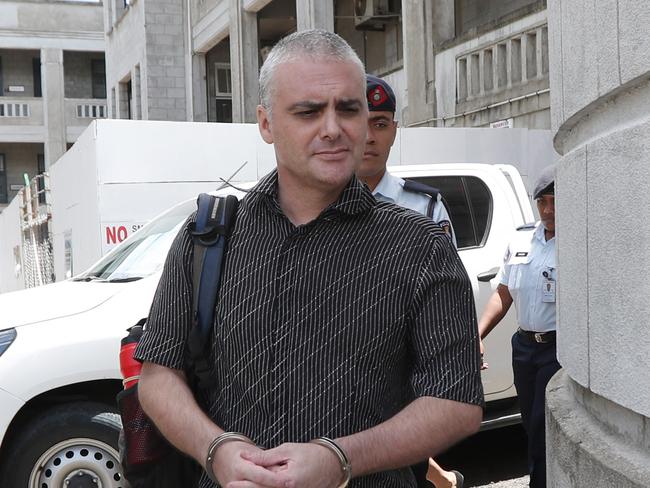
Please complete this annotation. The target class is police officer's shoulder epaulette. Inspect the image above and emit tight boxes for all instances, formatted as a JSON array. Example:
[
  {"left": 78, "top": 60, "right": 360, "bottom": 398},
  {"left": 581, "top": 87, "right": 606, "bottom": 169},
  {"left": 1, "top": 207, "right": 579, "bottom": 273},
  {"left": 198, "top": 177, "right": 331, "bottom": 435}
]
[
  {"left": 516, "top": 222, "right": 536, "bottom": 231},
  {"left": 402, "top": 179, "right": 440, "bottom": 200}
]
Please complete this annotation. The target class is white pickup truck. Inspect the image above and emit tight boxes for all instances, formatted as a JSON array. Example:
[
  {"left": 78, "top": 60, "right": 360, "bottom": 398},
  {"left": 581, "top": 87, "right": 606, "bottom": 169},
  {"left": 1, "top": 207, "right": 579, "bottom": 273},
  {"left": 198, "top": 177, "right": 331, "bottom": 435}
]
[{"left": 0, "top": 163, "right": 534, "bottom": 487}]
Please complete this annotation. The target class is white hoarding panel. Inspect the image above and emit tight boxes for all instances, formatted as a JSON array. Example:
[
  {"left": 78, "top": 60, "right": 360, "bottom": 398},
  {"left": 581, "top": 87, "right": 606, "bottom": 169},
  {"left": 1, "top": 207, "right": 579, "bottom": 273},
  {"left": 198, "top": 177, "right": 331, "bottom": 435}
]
[{"left": 49, "top": 123, "right": 102, "bottom": 283}]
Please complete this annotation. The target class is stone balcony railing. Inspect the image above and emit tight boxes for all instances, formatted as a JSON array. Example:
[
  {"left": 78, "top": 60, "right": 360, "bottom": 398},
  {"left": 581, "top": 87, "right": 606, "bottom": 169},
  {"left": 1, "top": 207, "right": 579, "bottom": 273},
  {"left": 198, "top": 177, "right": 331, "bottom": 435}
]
[
  {"left": 455, "top": 24, "right": 549, "bottom": 109},
  {"left": 65, "top": 98, "right": 108, "bottom": 125},
  {"left": 0, "top": 97, "right": 44, "bottom": 126}
]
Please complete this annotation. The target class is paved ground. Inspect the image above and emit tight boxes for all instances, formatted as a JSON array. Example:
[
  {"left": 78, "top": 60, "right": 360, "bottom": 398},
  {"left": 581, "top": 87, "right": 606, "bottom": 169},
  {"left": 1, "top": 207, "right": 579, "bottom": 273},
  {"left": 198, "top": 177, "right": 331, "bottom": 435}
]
[
  {"left": 472, "top": 476, "right": 529, "bottom": 487},
  {"left": 433, "top": 424, "right": 530, "bottom": 488}
]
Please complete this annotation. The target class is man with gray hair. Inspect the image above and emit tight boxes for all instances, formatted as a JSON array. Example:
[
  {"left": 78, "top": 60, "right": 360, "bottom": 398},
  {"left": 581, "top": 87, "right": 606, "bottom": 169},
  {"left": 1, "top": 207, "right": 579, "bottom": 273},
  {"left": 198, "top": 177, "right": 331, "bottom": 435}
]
[{"left": 136, "top": 29, "right": 483, "bottom": 488}]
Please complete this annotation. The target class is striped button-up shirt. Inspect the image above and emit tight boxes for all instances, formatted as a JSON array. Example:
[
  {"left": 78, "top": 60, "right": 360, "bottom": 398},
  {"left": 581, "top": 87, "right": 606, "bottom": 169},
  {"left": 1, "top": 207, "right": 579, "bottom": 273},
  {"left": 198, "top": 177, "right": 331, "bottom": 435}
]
[{"left": 136, "top": 170, "right": 483, "bottom": 488}]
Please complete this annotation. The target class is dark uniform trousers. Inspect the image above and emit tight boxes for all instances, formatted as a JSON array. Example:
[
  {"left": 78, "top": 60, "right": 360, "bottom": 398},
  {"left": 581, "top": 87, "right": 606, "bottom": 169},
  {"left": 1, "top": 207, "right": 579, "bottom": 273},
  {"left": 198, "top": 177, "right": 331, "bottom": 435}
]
[{"left": 511, "top": 332, "right": 561, "bottom": 488}]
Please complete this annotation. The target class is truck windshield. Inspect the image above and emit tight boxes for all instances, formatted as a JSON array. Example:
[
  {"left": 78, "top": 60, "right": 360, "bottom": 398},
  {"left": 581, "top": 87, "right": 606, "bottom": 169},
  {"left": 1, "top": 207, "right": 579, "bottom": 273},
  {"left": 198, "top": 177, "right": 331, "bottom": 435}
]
[{"left": 76, "top": 200, "right": 195, "bottom": 282}]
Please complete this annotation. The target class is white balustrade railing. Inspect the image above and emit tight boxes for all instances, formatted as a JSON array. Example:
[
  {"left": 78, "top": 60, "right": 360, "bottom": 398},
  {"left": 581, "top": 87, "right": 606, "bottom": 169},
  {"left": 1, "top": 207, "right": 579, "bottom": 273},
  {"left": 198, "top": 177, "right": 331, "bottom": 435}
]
[{"left": 0, "top": 101, "right": 31, "bottom": 118}]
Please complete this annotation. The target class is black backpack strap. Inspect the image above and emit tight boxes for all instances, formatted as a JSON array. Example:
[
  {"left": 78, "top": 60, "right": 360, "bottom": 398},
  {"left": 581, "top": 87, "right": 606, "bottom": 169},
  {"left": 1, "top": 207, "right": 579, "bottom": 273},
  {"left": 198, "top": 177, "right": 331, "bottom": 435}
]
[{"left": 187, "top": 193, "right": 239, "bottom": 389}]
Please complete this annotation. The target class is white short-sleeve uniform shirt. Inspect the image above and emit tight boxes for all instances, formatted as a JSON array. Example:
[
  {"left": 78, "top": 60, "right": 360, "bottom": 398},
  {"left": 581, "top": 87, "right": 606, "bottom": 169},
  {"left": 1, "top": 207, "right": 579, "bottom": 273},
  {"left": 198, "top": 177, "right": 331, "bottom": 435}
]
[
  {"left": 373, "top": 171, "right": 457, "bottom": 246},
  {"left": 498, "top": 222, "right": 556, "bottom": 333}
]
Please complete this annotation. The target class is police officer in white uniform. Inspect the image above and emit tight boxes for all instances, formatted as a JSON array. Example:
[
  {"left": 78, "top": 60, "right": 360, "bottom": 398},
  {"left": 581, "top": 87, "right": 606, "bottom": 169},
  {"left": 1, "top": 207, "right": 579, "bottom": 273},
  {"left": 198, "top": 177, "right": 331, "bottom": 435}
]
[
  {"left": 477, "top": 166, "right": 560, "bottom": 488},
  {"left": 357, "top": 75, "right": 456, "bottom": 247},
  {"left": 357, "top": 75, "right": 463, "bottom": 488}
]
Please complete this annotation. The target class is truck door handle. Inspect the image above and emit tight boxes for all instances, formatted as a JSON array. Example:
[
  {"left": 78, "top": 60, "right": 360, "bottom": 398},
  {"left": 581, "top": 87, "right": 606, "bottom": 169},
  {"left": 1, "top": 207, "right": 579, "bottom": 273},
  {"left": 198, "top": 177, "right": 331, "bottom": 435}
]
[{"left": 477, "top": 267, "right": 500, "bottom": 282}]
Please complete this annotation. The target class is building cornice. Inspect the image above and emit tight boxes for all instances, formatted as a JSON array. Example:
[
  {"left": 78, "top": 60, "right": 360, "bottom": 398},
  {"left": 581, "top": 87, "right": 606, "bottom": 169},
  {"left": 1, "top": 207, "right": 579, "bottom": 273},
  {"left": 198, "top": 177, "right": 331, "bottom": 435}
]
[{"left": 0, "top": 28, "right": 104, "bottom": 50}]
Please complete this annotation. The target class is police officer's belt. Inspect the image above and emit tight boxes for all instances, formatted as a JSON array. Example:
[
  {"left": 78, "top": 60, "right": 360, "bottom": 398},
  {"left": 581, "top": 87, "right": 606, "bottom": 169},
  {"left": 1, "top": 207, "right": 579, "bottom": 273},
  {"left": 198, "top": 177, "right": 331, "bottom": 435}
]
[{"left": 517, "top": 327, "right": 556, "bottom": 344}]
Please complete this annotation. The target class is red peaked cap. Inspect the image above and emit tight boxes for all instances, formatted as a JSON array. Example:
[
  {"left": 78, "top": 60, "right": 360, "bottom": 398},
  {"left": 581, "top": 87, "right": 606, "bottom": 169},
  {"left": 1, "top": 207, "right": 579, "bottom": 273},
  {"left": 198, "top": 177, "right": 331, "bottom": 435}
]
[{"left": 366, "top": 74, "right": 396, "bottom": 113}]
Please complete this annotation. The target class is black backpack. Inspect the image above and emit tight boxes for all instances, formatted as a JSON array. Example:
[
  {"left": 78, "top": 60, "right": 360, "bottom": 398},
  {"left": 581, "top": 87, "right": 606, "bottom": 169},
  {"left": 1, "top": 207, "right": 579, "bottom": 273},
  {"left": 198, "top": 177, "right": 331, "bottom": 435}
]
[{"left": 116, "top": 193, "right": 239, "bottom": 487}]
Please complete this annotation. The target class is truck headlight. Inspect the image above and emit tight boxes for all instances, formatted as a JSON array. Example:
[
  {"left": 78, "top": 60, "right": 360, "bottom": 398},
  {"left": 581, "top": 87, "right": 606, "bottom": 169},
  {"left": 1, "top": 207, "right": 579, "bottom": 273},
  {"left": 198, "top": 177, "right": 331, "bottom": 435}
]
[{"left": 0, "top": 329, "right": 17, "bottom": 357}]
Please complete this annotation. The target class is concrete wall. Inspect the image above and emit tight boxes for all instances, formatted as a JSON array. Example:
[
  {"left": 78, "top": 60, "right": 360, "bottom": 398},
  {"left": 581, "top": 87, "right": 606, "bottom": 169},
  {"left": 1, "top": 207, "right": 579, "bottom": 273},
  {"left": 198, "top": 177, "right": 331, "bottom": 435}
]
[
  {"left": 103, "top": 0, "right": 552, "bottom": 132},
  {"left": 383, "top": 68, "right": 406, "bottom": 121},
  {"left": 104, "top": 0, "right": 146, "bottom": 119},
  {"left": 433, "top": 9, "right": 550, "bottom": 128},
  {"left": 144, "top": 0, "right": 188, "bottom": 121},
  {"left": 455, "top": 0, "right": 543, "bottom": 36},
  {"left": 192, "top": 0, "right": 221, "bottom": 24},
  {"left": 0, "top": 49, "right": 40, "bottom": 97},
  {"left": 191, "top": 0, "right": 229, "bottom": 53},
  {"left": 105, "top": 0, "right": 188, "bottom": 121},
  {"left": 334, "top": 0, "right": 402, "bottom": 75},
  {"left": 0, "top": 1, "right": 104, "bottom": 52},
  {"left": 0, "top": 143, "right": 42, "bottom": 202},
  {"left": 64, "top": 51, "right": 105, "bottom": 99},
  {"left": 0, "top": 1, "right": 104, "bottom": 34},
  {"left": 0, "top": 96, "right": 45, "bottom": 132},
  {"left": 0, "top": 0, "right": 105, "bottom": 169},
  {"left": 547, "top": 1, "right": 650, "bottom": 485}
]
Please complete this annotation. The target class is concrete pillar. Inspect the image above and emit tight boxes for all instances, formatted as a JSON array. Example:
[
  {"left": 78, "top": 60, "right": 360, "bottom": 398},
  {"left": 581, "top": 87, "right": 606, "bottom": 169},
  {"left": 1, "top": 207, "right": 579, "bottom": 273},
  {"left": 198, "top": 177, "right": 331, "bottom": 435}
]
[
  {"left": 431, "top": 0, "right": 455, "bottom": 47},
  {"left": 117, "top": 80, "right": 130, "bottom": 119},
  {"left": 402, "top": 0, "right": 433, "bottom": 127},
  {"left": 546, "top": 0, "right": 650, "bottom": 486},
  {"left": 41, "top": 48, "right": 66, "bottom": 169},
  {"left": 131, "top": 65, "right": 141, "bottom": 120},
  {"left": 229, "top": 0, "right": 259, "bottom": 123},
  {"left": 296, "top": 0, "right": 334, "bottom": 32},
  {"left": 144, "top": 0, "right": 187, "bottom": 121},
  {"left": 192, "top": 53, "right": 208, "bottom": 122}
]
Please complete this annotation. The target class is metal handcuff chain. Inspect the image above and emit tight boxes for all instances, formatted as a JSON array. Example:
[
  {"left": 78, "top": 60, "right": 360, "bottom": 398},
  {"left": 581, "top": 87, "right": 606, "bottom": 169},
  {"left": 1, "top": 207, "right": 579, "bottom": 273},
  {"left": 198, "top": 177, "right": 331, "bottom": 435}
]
[
  {"left": 206, "top": 433, "right": 351, "bottom": 488},
  {"left": 205, "top": 432, "right": 255, "bottom": 484},
  {"left": 310, "top": 436, "right": 352, "bottom": 488}
]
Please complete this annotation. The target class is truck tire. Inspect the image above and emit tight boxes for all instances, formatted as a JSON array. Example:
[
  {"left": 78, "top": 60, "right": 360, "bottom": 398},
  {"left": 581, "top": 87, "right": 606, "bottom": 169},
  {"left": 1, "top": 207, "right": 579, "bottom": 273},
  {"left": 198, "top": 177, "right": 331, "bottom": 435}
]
[{"left": 3, "top": 402, "right": 127, "bottom": 488}]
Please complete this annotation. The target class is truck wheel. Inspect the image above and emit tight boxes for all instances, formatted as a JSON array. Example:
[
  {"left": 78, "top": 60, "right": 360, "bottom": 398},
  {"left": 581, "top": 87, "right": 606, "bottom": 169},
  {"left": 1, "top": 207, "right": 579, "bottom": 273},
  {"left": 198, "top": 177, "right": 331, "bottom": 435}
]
[{"left": 4, "top": 402, "right": 127, "bottom": 488}]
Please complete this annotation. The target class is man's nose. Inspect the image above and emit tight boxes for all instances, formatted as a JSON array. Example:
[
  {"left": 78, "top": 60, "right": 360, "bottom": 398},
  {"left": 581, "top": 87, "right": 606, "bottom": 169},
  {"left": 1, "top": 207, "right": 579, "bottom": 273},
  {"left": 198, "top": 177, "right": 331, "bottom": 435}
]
[{"left": 320, "top": 109, "right": 341, "bottom": 141}]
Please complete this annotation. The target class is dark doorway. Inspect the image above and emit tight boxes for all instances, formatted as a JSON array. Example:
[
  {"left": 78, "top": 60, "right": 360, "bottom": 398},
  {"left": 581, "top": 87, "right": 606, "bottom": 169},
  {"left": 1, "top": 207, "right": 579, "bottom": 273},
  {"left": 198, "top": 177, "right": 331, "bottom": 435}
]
[{"left": 0, "top": 154, "right": 8, "bottom": 204}]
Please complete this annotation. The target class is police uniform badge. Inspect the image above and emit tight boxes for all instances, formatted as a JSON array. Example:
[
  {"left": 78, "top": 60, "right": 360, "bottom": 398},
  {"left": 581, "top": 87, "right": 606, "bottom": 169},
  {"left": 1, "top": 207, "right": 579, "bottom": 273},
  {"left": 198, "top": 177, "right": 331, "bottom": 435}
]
[
  {"left": 503, "top": 245, "right": 511, "bottom": 263},
  {"left": 437, "top": 219, "right": 452, "bottom": 237},
  {"left": 368, "top": 86, "right": 388, "bottom": 108}
]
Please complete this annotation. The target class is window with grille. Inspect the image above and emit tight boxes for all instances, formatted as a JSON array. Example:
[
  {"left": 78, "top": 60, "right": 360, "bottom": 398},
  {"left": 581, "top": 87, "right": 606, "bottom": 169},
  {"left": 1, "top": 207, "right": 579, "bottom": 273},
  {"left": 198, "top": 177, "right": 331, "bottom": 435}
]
[{"left": 214, "top": 63, "right": 232, "bottom": 123}]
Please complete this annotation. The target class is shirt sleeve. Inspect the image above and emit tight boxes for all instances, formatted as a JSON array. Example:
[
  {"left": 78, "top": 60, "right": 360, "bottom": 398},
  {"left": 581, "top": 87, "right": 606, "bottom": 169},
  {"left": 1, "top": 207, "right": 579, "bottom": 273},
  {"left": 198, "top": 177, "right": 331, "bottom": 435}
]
[
  {"left": 431, "top": 194, "right": 458, "bottom": 248},
  {"left": 134, "top": 216, "right": 195, "bottom": 370},
  {"left": 497, "top": 241, "right": 512, "bottom": 286},
  {"left": 407, "top": 234, "right": 484, "bottom": 406}
]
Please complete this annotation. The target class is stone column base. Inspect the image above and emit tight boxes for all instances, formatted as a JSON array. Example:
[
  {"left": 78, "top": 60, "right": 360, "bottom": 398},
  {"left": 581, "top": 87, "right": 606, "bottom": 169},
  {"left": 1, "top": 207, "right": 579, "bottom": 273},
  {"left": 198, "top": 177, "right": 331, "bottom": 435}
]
[{"left": 546, "top": 370, "right": 650, "bottom": 487}]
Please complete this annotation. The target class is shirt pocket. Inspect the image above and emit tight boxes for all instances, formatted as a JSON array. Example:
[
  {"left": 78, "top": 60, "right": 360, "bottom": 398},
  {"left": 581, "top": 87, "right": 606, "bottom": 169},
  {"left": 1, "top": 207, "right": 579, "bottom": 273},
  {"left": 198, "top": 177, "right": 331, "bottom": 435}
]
[
  {"left": 507, "top": 251, "right": 532, "bottom": 266},
  {"left": 507, "top": 254, "right": 532, "bottom": 292}
]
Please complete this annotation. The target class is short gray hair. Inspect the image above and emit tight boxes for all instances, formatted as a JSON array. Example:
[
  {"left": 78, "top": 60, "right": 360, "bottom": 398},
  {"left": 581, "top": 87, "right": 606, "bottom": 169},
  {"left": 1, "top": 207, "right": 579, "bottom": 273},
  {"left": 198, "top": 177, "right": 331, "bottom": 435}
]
[{"left": 258, "top": 29, "right": 365, "bottom": 117}]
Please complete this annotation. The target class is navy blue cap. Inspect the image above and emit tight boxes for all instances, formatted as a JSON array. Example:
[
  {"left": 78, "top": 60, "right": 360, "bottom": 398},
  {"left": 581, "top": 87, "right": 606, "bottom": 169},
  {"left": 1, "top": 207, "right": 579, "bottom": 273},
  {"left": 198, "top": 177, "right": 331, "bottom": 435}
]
[
  {"left": 533, "top": 165, "right": 555, "bottom": 199},
  {"left": 366, "top": 74, "right": 396, "bottom": 113}
]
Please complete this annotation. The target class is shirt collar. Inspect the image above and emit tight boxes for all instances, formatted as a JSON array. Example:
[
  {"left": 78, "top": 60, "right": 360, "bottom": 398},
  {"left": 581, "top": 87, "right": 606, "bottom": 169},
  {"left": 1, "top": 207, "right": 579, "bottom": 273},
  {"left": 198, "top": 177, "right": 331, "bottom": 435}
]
[
  {"left": 247, "top": 169, "right": 376, "bottom": 217},
  {"left": 534, "top": 221, "right": 555, "bottom": 244},
  {"left": 372, "top": 171, "right": 402, "bottom": 203}
]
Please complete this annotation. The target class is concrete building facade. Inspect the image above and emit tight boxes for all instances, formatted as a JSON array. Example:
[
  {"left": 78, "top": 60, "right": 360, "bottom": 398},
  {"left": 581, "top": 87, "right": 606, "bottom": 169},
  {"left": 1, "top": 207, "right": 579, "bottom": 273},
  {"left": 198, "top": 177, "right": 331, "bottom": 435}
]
[
  {"left": 104, "top": 0, "right": 551, "bottom": 131},
  {"left": 0, "top": 0, "right": 106, "bottom": 210},
  {"left": 547, "top": 1, "right": 650, "bottom": 486}
]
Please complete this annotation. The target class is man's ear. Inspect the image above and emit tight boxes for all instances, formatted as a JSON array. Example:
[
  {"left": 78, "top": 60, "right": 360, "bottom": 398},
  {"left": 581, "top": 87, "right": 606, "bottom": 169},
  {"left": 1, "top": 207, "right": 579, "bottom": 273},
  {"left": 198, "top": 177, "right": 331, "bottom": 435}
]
[{"left": 257, "top": 105, "right": 273, "bottom": 144}]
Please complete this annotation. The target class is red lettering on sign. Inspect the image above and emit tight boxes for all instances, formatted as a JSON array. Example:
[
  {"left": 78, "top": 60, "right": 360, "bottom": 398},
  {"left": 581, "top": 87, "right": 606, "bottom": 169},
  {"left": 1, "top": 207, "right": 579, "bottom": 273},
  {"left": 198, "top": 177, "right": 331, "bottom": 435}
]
[
  {"left": 106, "top": 226, "right": 129, "bottom": 244},
  {"left": 106, "top": 226, "right": 117, "bottom": 244}
]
